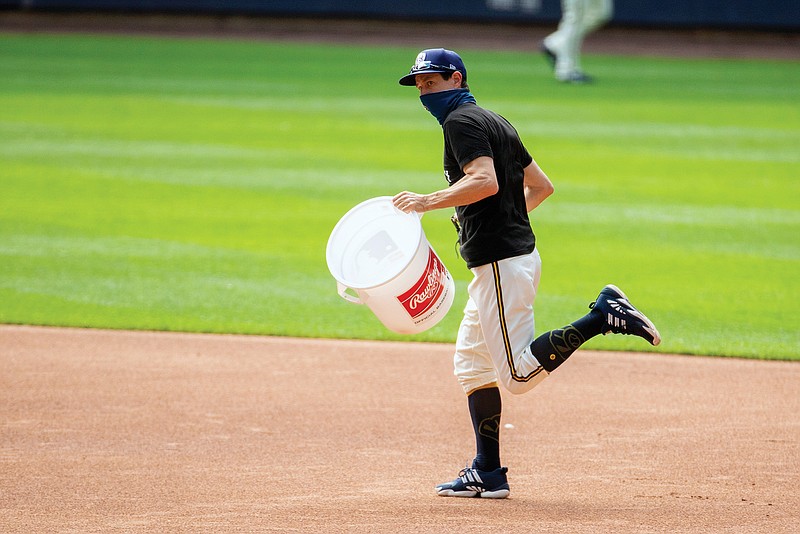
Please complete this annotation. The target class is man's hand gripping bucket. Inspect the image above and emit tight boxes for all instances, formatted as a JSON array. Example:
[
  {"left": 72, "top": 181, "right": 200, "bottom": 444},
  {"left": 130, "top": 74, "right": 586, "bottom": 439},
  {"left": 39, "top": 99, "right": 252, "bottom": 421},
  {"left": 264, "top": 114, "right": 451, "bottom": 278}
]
[{"left": 326, "top": 197, "right": 455, "bottom": 334}]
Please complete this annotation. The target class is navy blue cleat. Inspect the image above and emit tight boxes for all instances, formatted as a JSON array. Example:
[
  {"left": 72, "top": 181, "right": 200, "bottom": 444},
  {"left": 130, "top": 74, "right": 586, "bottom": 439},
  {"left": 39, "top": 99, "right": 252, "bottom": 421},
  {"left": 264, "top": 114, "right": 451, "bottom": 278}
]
[
  {"left": 590, "top": 284, "right": 661, "bottom": 346},
  {"left": 435, "top": 466, "right": 510, "bottom": 499}
]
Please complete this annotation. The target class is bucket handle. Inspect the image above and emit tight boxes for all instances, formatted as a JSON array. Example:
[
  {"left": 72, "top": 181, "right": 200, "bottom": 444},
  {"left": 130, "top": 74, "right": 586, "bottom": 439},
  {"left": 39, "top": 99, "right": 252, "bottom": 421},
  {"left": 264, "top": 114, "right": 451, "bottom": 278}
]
[{"left": 337, "top": 282, "right": 364, "bottom": 305}]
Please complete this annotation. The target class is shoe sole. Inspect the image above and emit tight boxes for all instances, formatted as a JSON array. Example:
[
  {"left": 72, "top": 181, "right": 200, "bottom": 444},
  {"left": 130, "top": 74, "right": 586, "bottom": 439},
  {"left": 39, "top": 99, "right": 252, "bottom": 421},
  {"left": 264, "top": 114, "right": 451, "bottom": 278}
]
[
  {"left": 437, "top": 488, "right": 510, "bottom": 499},
  {"left": 602, "top": 284, "right": 662, "bottom": 346}
]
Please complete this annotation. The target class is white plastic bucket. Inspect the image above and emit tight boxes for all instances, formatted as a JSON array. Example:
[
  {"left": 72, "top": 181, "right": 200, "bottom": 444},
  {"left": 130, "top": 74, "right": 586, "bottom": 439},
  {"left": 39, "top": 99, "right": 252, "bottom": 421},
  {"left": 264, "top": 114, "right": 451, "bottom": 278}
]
[{"left": 326, "top": 196, "right": 455, "bottom": 334}]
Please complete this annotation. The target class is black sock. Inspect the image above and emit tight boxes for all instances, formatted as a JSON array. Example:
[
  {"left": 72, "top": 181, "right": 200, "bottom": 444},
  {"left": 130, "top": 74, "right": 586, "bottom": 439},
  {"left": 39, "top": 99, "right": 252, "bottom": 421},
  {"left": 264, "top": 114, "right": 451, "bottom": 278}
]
[
  {"left": 530, "top": 310, "right": 604, "bottom": 373},
  {"left": 468, "top": 386, "right": 502, "bottom": 471}
]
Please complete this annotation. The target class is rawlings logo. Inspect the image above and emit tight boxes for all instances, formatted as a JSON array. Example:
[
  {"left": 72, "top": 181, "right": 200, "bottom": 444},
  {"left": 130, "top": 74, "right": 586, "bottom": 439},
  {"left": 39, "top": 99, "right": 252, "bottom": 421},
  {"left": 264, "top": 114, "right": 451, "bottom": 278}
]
[
  {"left": 397, "top": 249, "right": 446, "bottom": 319},
  {"left": 408, "top": 263, "right": 442, "bottom": 309}
]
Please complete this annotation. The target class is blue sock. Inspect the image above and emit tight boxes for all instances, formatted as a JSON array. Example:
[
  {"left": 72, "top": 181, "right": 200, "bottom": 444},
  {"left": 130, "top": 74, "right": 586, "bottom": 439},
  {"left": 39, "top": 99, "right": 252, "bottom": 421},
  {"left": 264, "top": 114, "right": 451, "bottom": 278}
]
[
  {"left": 468, "top": 386, "right": 502, "bottom": 471},
  {"left": 530, "top": 311, "right": 604, "bottom": 372}
]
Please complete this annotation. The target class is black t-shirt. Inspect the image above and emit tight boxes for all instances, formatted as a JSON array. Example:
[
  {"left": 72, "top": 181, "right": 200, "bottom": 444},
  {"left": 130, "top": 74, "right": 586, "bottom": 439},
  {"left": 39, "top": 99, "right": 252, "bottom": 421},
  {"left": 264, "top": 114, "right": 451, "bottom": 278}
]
[{"left": 442, "top": 102, "right": 535, "bottom": 268}]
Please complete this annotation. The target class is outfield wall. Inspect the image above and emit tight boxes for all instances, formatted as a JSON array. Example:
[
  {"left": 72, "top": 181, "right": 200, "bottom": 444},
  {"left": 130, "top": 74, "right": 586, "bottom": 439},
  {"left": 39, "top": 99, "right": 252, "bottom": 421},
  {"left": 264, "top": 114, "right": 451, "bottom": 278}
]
[{"left": 4, "top": 0, "right": 799, "bottom": 30}]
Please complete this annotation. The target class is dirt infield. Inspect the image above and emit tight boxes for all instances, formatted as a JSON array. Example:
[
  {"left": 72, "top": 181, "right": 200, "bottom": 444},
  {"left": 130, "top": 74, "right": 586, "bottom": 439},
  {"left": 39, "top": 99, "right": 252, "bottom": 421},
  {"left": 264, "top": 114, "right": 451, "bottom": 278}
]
[{"left": 2, "top": 325, "right": 798, "bottom": 533}]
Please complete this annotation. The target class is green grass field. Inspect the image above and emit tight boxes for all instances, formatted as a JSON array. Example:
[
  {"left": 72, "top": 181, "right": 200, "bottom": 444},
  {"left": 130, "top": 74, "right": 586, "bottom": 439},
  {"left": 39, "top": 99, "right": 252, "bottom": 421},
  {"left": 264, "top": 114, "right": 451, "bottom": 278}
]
[{"left": 1, "top": 33, "right": 798, "bottom": 359}]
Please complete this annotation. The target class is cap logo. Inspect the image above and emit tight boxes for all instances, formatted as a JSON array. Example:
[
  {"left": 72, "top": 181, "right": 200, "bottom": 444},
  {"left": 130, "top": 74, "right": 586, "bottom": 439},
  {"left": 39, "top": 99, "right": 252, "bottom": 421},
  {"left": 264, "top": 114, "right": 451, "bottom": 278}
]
[
  {"left": 412, "top": 52, "right": 433, "bottom": 72},
  {"left": 410, "top": 51, "right": 458, "bottom": 73}
]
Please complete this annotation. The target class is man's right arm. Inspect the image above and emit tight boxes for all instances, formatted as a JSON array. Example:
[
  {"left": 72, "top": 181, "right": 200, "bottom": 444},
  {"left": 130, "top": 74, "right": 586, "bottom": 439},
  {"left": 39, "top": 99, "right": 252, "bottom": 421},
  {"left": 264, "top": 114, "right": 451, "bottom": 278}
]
[{"left": 393, "top": 156, "right": 499, "bottom": 214}]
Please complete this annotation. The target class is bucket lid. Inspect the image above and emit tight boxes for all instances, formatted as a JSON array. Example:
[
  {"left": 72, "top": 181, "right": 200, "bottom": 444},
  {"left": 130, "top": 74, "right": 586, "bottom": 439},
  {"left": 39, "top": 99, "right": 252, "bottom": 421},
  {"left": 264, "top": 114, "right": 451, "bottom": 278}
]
[{"left": 326, "top": 197, "right": 423, "bottom": 290}]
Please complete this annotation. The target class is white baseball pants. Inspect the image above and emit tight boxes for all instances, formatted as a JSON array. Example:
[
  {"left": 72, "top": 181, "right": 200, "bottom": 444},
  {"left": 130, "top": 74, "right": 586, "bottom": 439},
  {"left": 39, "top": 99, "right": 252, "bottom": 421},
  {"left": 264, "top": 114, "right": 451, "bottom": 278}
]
[{"left": 453, "top": 250, "right": 549, "bottom": 396}]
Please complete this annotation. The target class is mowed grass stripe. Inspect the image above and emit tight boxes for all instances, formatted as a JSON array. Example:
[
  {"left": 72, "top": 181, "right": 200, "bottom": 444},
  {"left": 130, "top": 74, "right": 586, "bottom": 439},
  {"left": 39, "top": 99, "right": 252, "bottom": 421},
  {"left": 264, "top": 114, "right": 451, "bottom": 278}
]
[{"left": 0, "top": 33, "right": 798, "bottom": 358}]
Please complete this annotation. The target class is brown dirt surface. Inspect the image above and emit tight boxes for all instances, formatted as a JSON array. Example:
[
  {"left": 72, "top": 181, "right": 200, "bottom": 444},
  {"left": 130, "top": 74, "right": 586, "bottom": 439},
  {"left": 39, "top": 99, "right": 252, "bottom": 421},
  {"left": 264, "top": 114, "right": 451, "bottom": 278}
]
[{"left": 2, "top": 325, "right": 799, "bottom": 533}]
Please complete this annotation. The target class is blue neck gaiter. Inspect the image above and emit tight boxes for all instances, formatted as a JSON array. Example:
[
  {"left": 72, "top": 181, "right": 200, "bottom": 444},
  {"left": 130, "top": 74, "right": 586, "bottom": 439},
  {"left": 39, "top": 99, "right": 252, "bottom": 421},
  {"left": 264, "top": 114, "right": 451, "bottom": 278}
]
[{"left": 420, "top": 88, "right": 477, "bottom": 125}]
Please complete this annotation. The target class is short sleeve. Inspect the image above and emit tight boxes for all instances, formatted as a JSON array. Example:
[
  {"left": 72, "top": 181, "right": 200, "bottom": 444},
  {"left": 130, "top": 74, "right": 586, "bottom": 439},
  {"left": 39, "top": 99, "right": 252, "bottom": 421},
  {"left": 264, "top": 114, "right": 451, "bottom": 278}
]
[{"left": 444, "top": 116, "right": 494, "bottom": 170}]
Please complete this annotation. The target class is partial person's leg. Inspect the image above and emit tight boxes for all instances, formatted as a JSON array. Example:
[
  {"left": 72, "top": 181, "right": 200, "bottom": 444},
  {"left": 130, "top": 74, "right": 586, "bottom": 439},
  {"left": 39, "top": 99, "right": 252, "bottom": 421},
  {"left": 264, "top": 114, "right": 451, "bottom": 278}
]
[
  {"left": 542, "top": 0, "right": 582, "bottom": 74},
  {"left": 547, "top": 0, "right": 585, "bottom": 79},
  {"left": 468, "top": 251, "right": 548, "bottom": 395},
  {"left": 531, "top": 283, "right": 662, "bottom": 373},
  {"left": 470, "top": 251, "right": 661, "bottom": 391},
  {"left": 529, "top": 305, "right": 604, "bottom": 372},
  {"left": 581, "top": 0, "right": 613, "bottom": 36},
  {"left": 437, "top": 300, "right": 509, "bottom": 499},
  {"left": 466, "top": 384, "right": 503, "bottom": 472},
  {"left": 453, "top": 298, "right": 503, "bottom": 470},
  {"left": 453, "top": 296, "right": 499, "bottom": 394}
]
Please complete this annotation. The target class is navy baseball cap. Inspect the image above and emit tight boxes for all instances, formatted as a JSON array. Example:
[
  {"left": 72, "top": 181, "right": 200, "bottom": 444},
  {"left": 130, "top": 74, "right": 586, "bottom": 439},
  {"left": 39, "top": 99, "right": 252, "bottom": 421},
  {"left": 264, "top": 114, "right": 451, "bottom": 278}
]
[{"left": 398, "top": 48, "right": 467, "bottom": 86}]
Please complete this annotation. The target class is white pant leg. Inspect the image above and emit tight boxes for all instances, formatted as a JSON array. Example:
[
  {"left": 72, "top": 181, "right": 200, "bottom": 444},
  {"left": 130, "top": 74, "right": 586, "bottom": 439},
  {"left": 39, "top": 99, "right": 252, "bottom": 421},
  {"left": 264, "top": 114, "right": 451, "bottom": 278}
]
[
  {"left": 544, "top": 0, "right": 585, "bottom": 76},
  {"left": 544, "top": 0, "right": 612, "bottom": 77},
  {"left": 453, "top": 295, "right": 498, "bottom": 394},
  {"left": 583, "top": 0, "right": 613, "bottom": 35},
  {"left": 454, "top": 251, "right": 548, "bottom": 396}
]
